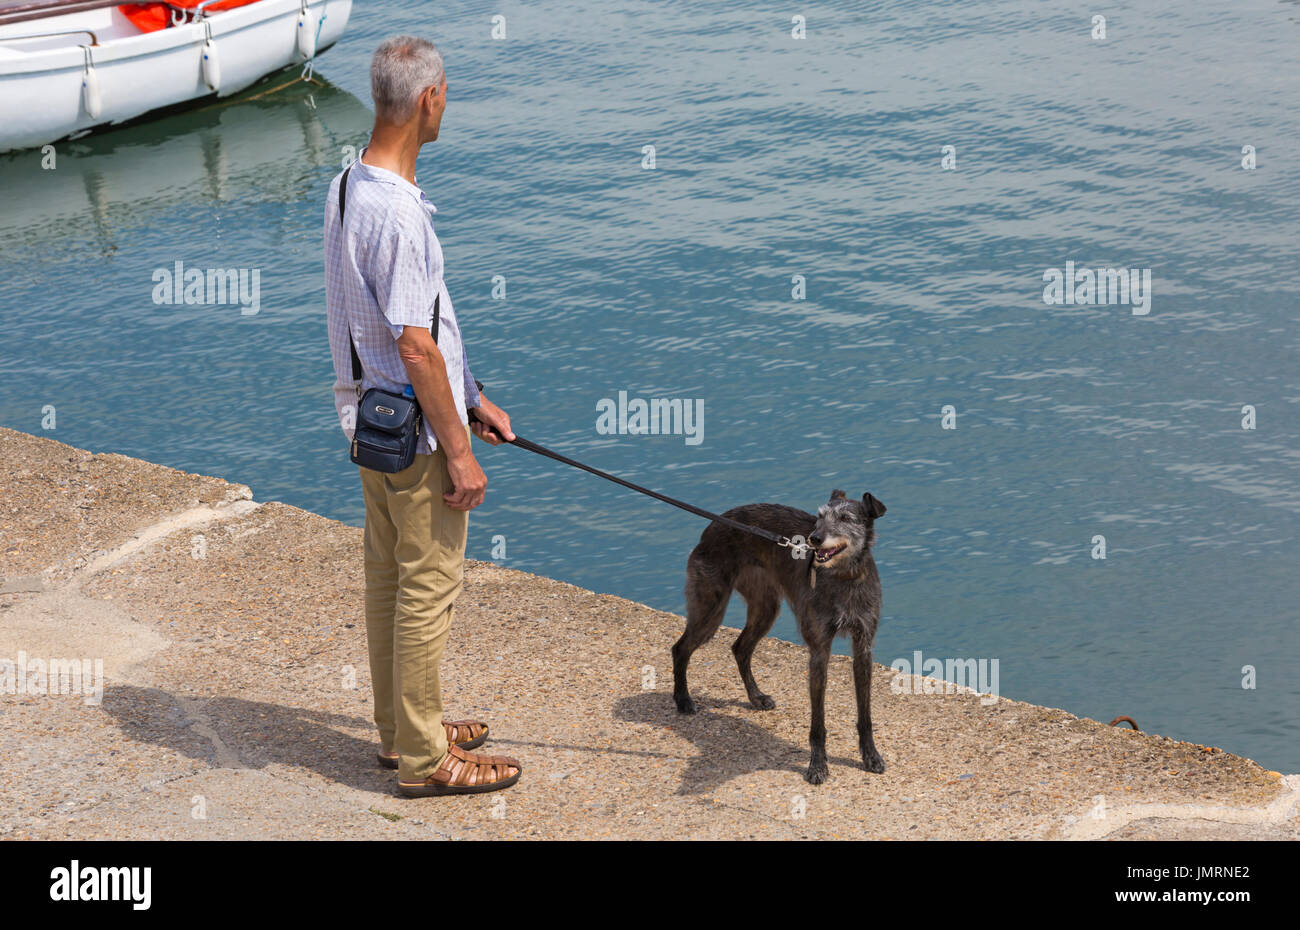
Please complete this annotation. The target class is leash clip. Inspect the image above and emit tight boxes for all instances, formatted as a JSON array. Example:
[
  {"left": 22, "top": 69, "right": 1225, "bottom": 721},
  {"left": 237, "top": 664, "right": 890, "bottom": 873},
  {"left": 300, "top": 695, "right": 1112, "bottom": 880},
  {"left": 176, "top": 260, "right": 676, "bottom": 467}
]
[{"left": 777, "top": 534, "right": 812, "bottom": 560}]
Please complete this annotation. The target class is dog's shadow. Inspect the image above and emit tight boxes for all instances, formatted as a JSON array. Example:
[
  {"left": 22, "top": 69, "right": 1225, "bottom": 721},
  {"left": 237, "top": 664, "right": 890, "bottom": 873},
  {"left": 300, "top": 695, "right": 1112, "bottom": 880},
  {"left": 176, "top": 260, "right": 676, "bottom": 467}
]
[{"left": 613, "top": 691, "right": 863, "bottom": 796}]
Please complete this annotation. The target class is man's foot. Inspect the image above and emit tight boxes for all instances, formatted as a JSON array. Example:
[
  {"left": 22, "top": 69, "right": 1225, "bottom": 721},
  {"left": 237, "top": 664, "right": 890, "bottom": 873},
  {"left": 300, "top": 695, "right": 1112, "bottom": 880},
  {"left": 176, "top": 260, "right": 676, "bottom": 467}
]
[
  {"left": 377, "top": 720, "right": 489, "bottom": 769},
  {"left": 398, "top": 744, "right": 522, "bottom": 797}
]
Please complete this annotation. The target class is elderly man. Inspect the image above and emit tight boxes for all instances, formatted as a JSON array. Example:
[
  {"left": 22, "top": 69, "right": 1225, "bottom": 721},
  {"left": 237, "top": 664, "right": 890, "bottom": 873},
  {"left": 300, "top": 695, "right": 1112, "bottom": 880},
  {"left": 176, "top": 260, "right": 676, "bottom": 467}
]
[{"left": 325, "top": 36, "right": 521, "bottom": 797}]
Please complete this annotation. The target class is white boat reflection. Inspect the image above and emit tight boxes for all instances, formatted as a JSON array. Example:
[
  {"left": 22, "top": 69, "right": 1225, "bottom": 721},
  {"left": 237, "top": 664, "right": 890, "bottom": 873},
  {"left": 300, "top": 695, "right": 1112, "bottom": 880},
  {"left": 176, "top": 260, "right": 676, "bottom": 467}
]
[{"left": 0, "top": 73, "right": 372, "bottom": 248}]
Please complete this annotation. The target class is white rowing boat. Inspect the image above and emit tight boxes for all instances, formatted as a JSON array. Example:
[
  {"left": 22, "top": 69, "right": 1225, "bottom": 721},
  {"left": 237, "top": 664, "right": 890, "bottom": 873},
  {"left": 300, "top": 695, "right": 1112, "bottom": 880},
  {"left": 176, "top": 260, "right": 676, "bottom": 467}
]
[{"left": 0, "top": 0, "right": 351, "bottom": 153}]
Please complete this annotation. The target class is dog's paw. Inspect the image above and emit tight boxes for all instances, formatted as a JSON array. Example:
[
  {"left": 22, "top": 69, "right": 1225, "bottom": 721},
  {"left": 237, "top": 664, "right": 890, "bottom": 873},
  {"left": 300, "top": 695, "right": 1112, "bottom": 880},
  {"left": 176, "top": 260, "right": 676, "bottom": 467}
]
[
  {"left": 804, "top": 763, "right": 829, "bottom": 785},
  {"left": 749, "top": 693, "right": 776, "bottom": 711},
  {"left": 674, "top": 695, "right": 698, "bottom": 715},
  {"left": 862, "top": 751, "right": 886, "bottom": 774}
]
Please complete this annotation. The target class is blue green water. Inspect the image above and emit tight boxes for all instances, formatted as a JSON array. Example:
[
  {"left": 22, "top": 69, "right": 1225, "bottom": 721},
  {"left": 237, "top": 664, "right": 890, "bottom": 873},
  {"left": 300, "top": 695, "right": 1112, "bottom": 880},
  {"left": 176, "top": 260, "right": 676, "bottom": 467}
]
[{"left": 2, "top": 0, "right": 1297, "bottom": 771}]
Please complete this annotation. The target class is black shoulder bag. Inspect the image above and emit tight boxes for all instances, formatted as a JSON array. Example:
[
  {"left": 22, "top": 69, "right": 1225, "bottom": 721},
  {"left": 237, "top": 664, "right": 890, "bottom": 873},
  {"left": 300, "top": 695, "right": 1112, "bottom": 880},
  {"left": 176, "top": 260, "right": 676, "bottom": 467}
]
[{"left": 338, "top": 164, "right": 437, "bottom": 473}]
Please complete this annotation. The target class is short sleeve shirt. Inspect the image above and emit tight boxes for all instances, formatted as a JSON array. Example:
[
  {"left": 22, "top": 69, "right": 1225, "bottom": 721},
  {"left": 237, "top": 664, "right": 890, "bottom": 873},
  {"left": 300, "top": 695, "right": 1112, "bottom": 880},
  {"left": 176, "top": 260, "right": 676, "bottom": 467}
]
[{"left": 324, "top": 150, "right": 479, "bottom": 454}]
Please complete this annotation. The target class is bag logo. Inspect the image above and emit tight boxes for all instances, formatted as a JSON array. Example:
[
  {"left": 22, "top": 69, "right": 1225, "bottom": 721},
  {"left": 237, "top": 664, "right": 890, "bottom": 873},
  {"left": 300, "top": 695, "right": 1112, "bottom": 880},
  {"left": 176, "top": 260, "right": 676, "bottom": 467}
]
[{"left": 376, "top": 405, "right": 395, "bottom": 416}]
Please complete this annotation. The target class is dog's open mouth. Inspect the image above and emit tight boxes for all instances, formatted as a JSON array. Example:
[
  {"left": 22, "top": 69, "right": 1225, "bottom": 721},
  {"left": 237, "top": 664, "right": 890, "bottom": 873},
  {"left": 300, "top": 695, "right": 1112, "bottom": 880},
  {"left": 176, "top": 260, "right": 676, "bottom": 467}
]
[{"left": 814, "top": 544, "right": 845, "bottom": 564}]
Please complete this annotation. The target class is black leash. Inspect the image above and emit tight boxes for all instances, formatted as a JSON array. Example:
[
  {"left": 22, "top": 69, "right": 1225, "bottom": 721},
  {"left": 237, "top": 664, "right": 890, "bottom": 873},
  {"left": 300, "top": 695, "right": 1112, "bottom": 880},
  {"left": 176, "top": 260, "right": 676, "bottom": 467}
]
[{"left": 471, "top": 415, "right": 802, "bottom": 552}]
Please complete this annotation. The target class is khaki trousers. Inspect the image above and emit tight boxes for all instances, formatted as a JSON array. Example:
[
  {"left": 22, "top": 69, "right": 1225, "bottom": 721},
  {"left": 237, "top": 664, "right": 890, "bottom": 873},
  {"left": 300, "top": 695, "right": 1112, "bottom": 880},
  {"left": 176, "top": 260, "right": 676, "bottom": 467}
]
[{"left": 359, "top": 437, "right": 468, "bottom": 783}]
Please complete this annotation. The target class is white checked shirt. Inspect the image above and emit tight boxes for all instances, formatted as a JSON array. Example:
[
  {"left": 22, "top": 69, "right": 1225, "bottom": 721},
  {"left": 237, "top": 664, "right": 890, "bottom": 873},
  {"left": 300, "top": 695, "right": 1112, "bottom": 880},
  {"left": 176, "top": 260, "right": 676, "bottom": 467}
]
[{"left": 325, "top": 149, "right": 480, "bottom": 455}]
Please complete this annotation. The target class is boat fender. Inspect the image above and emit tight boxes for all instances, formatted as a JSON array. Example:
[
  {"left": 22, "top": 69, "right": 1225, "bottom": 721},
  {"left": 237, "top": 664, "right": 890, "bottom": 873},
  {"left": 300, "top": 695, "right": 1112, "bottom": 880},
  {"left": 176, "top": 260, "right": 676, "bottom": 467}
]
[
  {"left": 296, "top": 2, "right": 317, "bottom": 60},
  {"left": 81, "top": 48, "right": 102, "bottom": 119},
  {"left": 202, "top": 40, "right": 221, "bottom": 91},
  {"left": 200, "top": 20, "right": 220, "bottom": 92}
]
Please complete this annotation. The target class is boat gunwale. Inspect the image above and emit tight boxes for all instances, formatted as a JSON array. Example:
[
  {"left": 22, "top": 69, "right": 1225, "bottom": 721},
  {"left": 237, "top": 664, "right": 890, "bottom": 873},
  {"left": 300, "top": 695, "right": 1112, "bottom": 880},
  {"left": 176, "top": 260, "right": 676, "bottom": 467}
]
[{"left": 0, "top": 0, "right": 339, "bottom": 75}]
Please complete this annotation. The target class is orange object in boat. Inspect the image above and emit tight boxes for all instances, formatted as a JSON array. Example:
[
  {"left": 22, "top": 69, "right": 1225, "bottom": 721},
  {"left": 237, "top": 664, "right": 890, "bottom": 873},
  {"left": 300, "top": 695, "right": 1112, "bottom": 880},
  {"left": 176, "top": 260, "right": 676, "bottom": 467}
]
[{"left": 119, "top": 0, "right": 265, "bottom": 33}]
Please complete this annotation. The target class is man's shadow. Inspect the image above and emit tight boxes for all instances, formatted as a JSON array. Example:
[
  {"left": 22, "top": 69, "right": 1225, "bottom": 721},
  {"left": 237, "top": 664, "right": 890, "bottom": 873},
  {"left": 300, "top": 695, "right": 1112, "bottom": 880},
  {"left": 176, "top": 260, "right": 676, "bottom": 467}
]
[
  {"left": 613, "top": 691, "right": 863, "bottom": 795},
  {"left": 101, "top": 684, "right": 392, "bottom": 794}
]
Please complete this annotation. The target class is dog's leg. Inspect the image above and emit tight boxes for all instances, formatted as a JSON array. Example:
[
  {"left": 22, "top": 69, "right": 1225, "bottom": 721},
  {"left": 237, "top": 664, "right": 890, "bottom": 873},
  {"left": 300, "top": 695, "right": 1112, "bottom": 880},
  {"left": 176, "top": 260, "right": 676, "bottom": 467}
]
[
  {"left": 805, "top": 637, "right": 832, "bottom": 784},
  {"left": 732, "top": 573, "right": 780, "bottom": 710},
  {"left": 672, "top": 562, "right": 731, "bottom": 715},
  {"left": 851, "top": 632, "right": 886, "bottom": 774}
]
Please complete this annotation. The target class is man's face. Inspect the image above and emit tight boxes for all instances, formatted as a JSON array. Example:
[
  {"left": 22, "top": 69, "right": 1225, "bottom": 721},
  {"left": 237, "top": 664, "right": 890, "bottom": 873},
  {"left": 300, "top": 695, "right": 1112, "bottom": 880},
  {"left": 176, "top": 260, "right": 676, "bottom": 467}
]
[{"left": 421, "top": 76, "right": 448, "bottom": 143}]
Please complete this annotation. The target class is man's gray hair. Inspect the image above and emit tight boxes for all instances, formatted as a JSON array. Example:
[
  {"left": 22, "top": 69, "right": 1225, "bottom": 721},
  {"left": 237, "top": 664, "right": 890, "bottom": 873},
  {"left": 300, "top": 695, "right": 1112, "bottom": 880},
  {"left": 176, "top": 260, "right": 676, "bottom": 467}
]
[{"left": 370, "top": 36, "right": 444, "bottom": 122}]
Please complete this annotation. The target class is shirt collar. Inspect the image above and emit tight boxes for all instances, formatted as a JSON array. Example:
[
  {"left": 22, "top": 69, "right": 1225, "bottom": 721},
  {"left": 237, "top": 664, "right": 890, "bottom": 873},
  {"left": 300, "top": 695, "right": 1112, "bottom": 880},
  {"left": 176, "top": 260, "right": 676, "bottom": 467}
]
[{"left": 354, "top": 146, "right": 437, "bottom": 214}]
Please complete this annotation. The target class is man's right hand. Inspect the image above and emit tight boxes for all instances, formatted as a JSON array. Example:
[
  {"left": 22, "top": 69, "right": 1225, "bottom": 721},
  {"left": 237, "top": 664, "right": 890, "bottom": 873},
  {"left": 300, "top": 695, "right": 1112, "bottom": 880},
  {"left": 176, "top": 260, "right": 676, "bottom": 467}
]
[
  {"left": 396, "top": 324, "right": 488, "bottom": 511},
  {"left": 445, "top": 450, "right": 487, "bottom": 510}
]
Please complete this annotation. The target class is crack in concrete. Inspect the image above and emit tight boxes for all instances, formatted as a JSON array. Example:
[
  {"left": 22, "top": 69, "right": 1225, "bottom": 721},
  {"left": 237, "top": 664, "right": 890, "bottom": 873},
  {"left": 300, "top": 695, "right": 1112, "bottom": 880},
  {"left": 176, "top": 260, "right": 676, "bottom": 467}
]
[
  {"left": 1063, "top": 774, "right": 1300, "bottom": 840},
  {"left": 72, "top": 496, "right": 260, "bottom": 584},
  {"left": 2, "top": 496, "right": 265, "bottom": 799},
  {"left": 172, "top": 694, "right": 245, "bottom": 769}
]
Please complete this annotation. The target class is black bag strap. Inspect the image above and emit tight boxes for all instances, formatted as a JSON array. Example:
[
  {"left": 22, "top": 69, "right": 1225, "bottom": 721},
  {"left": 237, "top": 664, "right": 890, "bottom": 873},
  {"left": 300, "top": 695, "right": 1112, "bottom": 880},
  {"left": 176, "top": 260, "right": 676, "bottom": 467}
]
[{"left": 338, "top": 163, "right": 439, "bottom": 385}]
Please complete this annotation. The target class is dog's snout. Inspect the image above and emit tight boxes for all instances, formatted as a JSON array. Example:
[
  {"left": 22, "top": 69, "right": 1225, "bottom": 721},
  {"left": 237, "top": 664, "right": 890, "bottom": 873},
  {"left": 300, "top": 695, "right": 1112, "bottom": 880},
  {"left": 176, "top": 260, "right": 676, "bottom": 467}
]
[{"left": 808, "top": 532, "right": 825, "bottom": 547}]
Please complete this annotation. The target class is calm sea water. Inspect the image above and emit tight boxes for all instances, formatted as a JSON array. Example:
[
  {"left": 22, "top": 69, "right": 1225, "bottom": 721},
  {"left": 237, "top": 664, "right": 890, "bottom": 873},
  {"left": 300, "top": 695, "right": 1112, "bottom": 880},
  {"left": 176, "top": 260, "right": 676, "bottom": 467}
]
[{"left": 2, "top": 0, "right": 1297, "bottom": 771}]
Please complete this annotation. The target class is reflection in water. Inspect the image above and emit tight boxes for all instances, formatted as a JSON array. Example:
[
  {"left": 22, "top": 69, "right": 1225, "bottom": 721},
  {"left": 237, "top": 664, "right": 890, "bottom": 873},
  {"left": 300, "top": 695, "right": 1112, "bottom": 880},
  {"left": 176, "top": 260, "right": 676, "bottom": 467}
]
[{"left": 0, "top": 72, "right": 372, "bottom": 253}]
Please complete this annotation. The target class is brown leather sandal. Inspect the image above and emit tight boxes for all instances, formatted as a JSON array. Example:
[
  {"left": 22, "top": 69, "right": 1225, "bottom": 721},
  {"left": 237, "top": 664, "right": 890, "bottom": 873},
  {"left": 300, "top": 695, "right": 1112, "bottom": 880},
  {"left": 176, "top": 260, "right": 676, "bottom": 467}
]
[
  {"left": 377, "top": 720, "right": 489, "bottom": 769},
  {"left": 398, "top": 744, "right": 522, "bottom": 797}
]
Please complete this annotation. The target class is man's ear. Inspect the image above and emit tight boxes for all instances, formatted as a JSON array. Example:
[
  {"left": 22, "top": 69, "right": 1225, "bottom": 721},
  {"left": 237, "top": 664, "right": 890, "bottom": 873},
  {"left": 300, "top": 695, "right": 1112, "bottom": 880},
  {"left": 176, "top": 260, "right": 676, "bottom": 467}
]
[
  {"left": 862, "top": 492, "right": 886, "bottom": 519},
  {"left": 419, "top": 81, "right": 441, "bottom": 112}
]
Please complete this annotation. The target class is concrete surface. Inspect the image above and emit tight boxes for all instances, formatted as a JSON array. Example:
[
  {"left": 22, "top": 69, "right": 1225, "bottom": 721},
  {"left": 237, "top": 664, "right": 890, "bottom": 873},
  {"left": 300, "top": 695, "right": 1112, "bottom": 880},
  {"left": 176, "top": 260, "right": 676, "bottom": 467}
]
[{"left": 2, "top": 426, "right": 1296, "bottom": 840}]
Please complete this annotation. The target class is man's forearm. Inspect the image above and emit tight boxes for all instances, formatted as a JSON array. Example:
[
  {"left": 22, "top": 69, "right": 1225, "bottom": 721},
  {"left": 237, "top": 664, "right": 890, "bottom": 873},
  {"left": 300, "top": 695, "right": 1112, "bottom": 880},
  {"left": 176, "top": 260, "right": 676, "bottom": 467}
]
[{"left": 402, "top": 345, "right": 471, "bottom": 460}]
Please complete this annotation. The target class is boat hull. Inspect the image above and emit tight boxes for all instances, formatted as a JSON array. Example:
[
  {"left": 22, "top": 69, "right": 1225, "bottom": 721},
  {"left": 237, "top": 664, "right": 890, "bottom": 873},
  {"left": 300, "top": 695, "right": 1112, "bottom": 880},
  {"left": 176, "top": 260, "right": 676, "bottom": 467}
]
[{"left": 0, "top": 0, "right": 351, "bottom": 153}]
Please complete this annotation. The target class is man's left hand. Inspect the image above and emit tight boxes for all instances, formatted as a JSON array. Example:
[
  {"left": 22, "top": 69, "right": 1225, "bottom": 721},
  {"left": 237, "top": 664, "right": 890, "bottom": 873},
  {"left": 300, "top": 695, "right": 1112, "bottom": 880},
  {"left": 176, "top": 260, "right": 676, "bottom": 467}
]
[{"left": 469, "top": 396, "right": 515, "bottom": 445}]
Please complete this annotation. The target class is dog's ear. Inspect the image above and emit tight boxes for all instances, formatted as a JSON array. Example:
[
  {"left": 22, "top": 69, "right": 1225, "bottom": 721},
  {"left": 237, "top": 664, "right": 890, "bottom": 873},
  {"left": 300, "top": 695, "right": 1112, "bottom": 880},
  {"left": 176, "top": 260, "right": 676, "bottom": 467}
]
[
  {"left": 830, "top": 489, "right": 847, "bottom": 501},
  {"left": 862, "top": 492, "right": 886, "bottom": 519}
]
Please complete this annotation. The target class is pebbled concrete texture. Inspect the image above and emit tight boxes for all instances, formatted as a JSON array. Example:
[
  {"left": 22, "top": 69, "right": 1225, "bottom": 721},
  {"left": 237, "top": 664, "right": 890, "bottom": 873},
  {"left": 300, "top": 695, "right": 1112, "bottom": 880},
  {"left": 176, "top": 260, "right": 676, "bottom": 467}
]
[{"left": 1, "top": 426, "right": 1296, "bottom": 840}]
